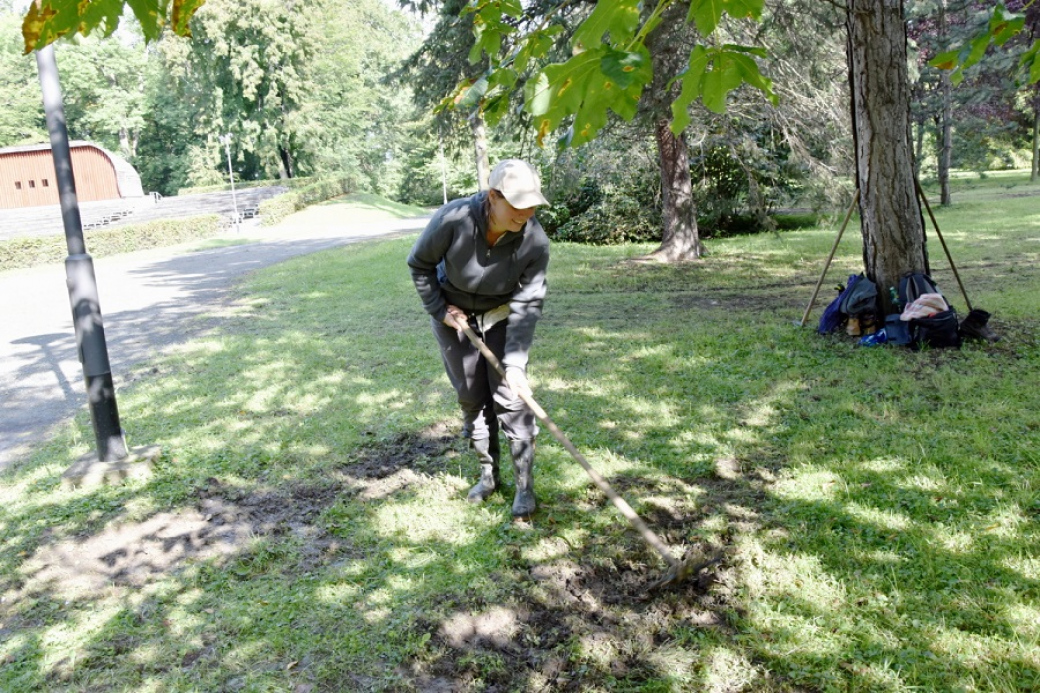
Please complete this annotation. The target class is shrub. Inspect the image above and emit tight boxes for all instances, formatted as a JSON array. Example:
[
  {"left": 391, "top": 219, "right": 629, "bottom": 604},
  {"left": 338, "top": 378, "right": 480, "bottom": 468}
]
[
  {"left": 542, "top": 177, "right": 660, "bottom": 245},
  {"left": 259, "top": 174, "right": 360, "bottom": 227},
  {"left": 177, "top": 177, "right": 314, "bottom": 196},
  {"left": 0, "top": 215, "right": 224, "bottom": 272}
]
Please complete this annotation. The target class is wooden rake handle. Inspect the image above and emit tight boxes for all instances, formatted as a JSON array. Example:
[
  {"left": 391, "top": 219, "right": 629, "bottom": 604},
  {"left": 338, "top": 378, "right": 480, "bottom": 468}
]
[{"left": 457, "top": 321, "right": 680, "bottom": 571}]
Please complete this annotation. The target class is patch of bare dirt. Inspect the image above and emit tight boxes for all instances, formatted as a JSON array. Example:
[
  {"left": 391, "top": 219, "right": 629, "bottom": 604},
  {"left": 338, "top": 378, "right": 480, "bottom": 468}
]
[
  {"left": 333, "top": 422, "right": 463, "bottom": 501},
  {"left": 4, "top": 424, "right": 462, "bottom": 611},
  {"left": 396, "top": 452, "right": 784, "bottom": 692},
  {"left": 5, "top": 422, "right": 790, "bottom": 691}
]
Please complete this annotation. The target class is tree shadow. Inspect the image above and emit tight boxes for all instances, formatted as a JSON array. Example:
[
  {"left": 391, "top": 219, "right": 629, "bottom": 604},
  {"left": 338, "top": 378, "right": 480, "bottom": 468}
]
[{"left": 1, "top": 236, "right": 1038, "bottom": 691}]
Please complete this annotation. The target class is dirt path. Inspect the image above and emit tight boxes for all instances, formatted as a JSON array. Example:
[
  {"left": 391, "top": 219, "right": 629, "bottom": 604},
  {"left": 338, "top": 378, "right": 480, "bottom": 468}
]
[{"left": 0, "top": 206, "right": 430, "bottom": 470}]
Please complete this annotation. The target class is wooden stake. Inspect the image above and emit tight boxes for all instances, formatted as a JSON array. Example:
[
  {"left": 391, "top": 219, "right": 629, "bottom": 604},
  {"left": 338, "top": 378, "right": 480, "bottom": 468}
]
[
  {"left": 915, "top": 179, "right": 972, "bottom": 312},
  {"left": 799, "top": 189, "right": 860, "bottom": 328}
]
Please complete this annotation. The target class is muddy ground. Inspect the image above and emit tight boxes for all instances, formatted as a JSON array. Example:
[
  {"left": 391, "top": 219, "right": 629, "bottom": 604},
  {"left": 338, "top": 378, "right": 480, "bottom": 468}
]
[{"left": 7, "top": 417, "right": 783, "bottom": 692}]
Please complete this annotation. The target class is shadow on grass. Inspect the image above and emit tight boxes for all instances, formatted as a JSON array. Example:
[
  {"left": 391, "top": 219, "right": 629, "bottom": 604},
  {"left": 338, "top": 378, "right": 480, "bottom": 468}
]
[{"left": 1, "top": 235, "right": 1038, "bottom": 691}]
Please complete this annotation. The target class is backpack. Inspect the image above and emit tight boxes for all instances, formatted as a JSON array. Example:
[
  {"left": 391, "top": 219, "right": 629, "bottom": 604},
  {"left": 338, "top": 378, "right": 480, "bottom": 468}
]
[
  {"left": 840, "top": 274, "right": 879, "bottom": 319},
  {"left": 817, "top": 274, "right": 860, "bottom": 334},
  {"left": 896, "top": 272, "right": 961, "bottom": 349},
  {"left": 898, "top": 272, "right": 941, "bottom": 307}
]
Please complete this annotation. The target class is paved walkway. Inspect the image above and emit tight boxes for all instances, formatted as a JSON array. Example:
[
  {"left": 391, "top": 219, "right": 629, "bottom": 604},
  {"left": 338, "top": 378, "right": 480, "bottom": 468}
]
[{"left": 0, "top": 205, "right": 430, "bottom": 470}]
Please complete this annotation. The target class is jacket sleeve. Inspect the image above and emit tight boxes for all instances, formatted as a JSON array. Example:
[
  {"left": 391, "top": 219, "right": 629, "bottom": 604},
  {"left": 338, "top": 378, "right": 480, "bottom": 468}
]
[
  {"left": 502, "top": 240, "right": 549, "bottom": 373},
  {"left": 406, "top": 207, "right": 453, "bottom": 323}
]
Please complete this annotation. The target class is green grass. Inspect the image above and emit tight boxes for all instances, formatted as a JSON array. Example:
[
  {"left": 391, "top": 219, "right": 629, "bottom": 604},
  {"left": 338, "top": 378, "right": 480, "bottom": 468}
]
[
  {"left": 1, "top": 176, "right": 1038, "bottom": 691},
  {"left": 319, "top": 192, "right": 432, "bottom": 219}
]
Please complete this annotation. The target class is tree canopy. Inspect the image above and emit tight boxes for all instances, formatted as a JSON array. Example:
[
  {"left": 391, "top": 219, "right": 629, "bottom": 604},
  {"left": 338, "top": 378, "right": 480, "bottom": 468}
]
[{"left": 7, "top": 0, "right": 1039, "bottom": 256}]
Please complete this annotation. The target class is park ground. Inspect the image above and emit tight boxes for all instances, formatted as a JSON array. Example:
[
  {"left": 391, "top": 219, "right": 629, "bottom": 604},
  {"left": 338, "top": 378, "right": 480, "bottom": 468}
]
[{"left": 1, "top": 175, "right": 1038, "bottom": 692}]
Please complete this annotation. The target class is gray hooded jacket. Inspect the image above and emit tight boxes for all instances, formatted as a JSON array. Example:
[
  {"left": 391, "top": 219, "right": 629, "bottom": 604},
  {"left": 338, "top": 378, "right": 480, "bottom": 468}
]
[{"left": 407, "top": 191, "right": 550, "bottom": 372}]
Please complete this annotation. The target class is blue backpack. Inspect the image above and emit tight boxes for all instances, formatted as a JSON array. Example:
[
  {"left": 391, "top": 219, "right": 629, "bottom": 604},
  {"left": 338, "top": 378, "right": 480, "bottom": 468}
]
[{"left": 818, "top": 274, "right": 861, "bottom": 334}]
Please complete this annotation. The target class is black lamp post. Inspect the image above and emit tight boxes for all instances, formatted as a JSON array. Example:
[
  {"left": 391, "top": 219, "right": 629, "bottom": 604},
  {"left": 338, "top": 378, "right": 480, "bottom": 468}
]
[
  {"left": 36, "top": 44, "right": 128, "bottom": 463},
  {"left": 218, "top": 133, "right": 240, "bottom": 230},
  {"left": 35, "top": 44, "right": 157, "bottom": 482}
]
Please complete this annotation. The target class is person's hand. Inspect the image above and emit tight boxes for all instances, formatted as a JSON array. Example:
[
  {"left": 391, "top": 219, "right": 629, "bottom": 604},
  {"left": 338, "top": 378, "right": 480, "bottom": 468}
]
[
  {"left": 443, "top": 305, "right": 467, "bottom": 330},
  {"left": 505, "top": 367, "right": 532, "bottom": 397}
]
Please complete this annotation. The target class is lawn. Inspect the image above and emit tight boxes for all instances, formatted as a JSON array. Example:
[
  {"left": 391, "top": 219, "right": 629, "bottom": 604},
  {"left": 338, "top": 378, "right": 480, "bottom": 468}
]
[{"left": 1, "top": 175, "right": 1038, "bottom": 692}]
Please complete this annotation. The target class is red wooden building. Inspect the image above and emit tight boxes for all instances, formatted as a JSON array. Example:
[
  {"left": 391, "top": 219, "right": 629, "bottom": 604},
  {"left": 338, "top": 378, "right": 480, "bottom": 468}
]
[{"left": 0, "top": 141, "right": 144, "bottom": 209}]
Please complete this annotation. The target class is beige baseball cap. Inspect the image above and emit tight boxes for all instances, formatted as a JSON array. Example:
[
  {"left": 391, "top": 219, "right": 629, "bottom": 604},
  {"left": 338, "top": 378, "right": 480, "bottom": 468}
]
[{"left": 488, "top": 159, "right": 549, "bottom": 208}]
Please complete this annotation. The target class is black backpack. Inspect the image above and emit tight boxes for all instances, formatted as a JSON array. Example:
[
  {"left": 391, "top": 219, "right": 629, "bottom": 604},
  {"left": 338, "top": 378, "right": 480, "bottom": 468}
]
[
  {"left": 898, "top": 272, "right": 940, "bottom": 306},
  {"left": 896, "top": 272, "right": 961, "bottom": 349}
]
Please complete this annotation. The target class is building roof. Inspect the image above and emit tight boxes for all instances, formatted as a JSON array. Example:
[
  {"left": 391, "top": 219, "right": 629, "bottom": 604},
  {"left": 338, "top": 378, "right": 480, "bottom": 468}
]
[
  {"left": 0, "top": 140, "right": 107, "bottom": 156},
  {"left": 0, "top": 140, "right": 143, "bottom": 197}
]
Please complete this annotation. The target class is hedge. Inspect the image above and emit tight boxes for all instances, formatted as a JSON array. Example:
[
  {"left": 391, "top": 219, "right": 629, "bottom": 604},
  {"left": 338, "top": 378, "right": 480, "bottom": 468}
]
[
  {"left": 258, "top": 174, "right": 358, "bottom": 227},
  {"left": 0, "top": 215, "right": 225, "bottom": 272},
  {"left": 176, "top": 176, "right": 315, "bottom": 196}
]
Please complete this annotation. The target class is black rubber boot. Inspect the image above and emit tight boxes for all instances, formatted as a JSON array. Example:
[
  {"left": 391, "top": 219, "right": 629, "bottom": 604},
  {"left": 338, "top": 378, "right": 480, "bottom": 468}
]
[
  {"left": 509, "top": 438, "right": 537, "bottom": 518},
  {"left": 466, "top": 436, "right": 500, "bottom": 502},
  {"left": 960, "top": 308, "right": 1001, "bottom": 342}
]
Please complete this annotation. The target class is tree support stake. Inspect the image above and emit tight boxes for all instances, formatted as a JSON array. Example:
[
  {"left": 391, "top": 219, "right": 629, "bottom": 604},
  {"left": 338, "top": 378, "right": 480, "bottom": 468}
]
[
  {"left": 915, "top": 179, "right": 972, "bottom": 312},
  {"left": 798, "top": 189, "right": 860, "bottom": 327}
]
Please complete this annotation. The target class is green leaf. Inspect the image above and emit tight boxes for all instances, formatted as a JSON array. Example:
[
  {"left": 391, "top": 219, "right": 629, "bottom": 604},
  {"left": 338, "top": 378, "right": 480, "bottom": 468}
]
[
  {"left": 988, "top": 5, "right": 1024, "bottom": 47},
  {"left": 523, "top": 46, "right": 650, "bottom": 147},
  {"left": 487, "top": 67, "right": 518, "bottom": 91},
  {"left": 928, "top": 49, "right": 960, "bottom": 72},
  {"left": 721, "top": 43, "right": 767, "bottom": 59},
  {"left": 670, "top": 45, "right": 710, "bottom": 132},
  {"left": 499, "top": 0, "right": 523, "bottom": 17},
  {"left": 963, "top": 33, "right": 991, "bottom": 71},
  {"left": 470, "top": 14, "right": 504, "bottom": 64},
  {"left": 688, "top": 0, "right": 724, "bottom": 36},
  {"left": 702, "top": 62, "right": 733, "bottom": 113},
  {"left": 688, "top": 0, "right": 764, "bottom": 36},
  {"left": 570, "top": 101, "right": 609, "bottom": 147},
  {"left": 515, "top": 26, "right": 560, "bottom": 73},
  {"left": 599, "top": 47, "right": 648, "bottom": 90},
  {"left": 929, "top": 3, "right": 1029, "bottom": 86},
  {"left": 468, "top": 0, "right": 520, "bottom": 63},
  {"left": 1023, "top": 40, "right": 1040, "bottom": 84},
  {"left": 171, "top": 0, "right": 205, "bottom": 36},
  {"left": 525, "top": 71, "right": 551, "bottom": 118},
  {"left": 525, "top": 50, "right": 600, "bottom": 119},
  {"left": 126, "top": 0, "right": 165, "bottom": 42},
  {"left": 669, "top": 45, "right": 772, "bottom": 129},
  {"left": 611, "top": 79, "right": 643, "bottom": 121},
  {"left": 991, "top": 18, "right": 1025, "bottom": 46},
  {"left": 573, "top": 0, "right": 640, "bottom": 50},
  {"left": 726, "top": 49, "right": 777, "bottom": 105},
  {"left": 457, "top": 75, "right": 489, "bottom": 110},
  {"left": 483, "top": 91, "right": 512, "bottom": 124},
  {"left": 22, "top": 0, "right": 197, "bottom": 52},
  {"left": 723, "top": 0, "right": 764, "bottom": 20},
  {"left": 23, "top": 0, "right": 122, "bottom": 52}
]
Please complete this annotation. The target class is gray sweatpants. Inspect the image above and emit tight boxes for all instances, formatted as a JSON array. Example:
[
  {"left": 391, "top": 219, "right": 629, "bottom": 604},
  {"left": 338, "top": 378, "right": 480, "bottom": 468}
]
[{"left": 431, "top": 316, "right": 537, "bottom": 443}]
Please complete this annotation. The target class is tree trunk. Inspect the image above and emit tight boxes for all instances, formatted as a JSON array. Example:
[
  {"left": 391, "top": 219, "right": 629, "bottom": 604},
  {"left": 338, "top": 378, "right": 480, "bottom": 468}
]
[
  {"left": 847, "top": 0, "right": 928, "bottom": 313},
  {"left": 278, "top": 146, "right": 294, "bottom": 179},
  {"left": 1032, "top": 104, "right": 1039, "bottom": 183},
  {"left": 913, "top": 116, "right": 924, "bottom": 181},
  {"left": 938, "top": 71, "right": 952, "bottom": 205},
  {"left": 119, "top": 128, "right": 130, "bottom": 159},
  {"left": 937, "top": 0, "right": 952, "bottom": 205},
  {"left": 744, "top": 159, "right": 776, "bottom": 236},
  {"left": 649, "top": 119, "right": 702, "bottom": 261},
  {"left": 645, "top": 1, "right": 701, "bottom": 262},
  {"left": 470, "top": 113, "right": 490, "bottom": 190}
]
